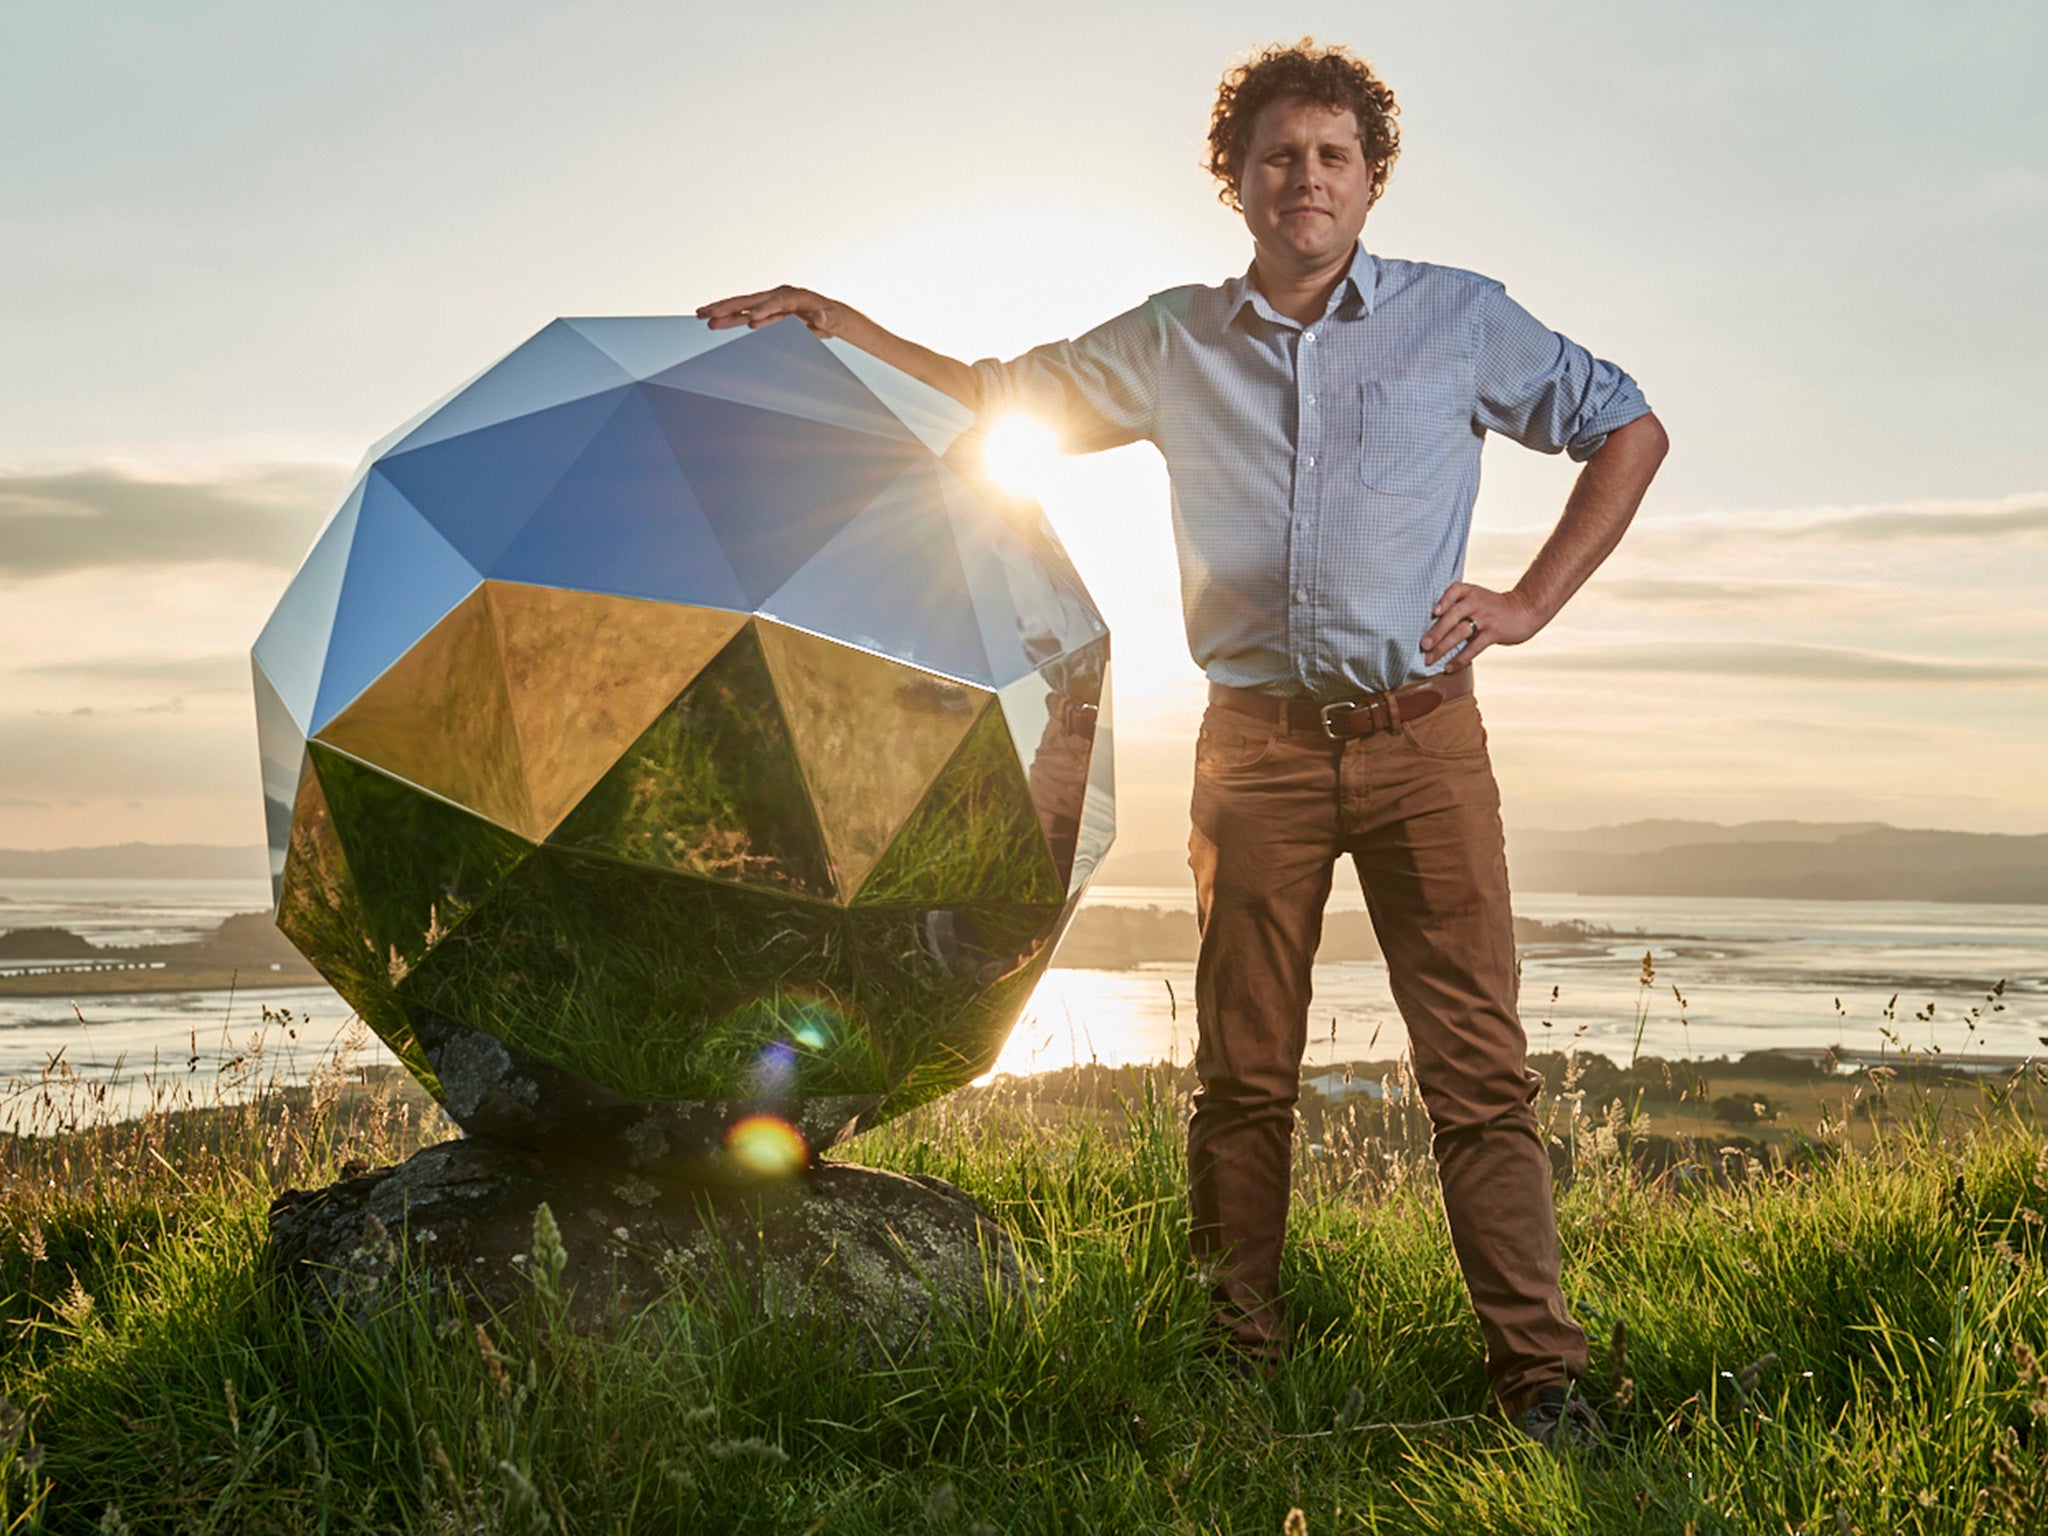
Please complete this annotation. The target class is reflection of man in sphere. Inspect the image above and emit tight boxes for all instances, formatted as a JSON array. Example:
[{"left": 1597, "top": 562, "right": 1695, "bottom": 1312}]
[
  {"left": 700, "top": 40, "right": 1665, "bottom": 1449},
  {"left": 919, "top": 614, "right": 1098, "bottom": 987}
]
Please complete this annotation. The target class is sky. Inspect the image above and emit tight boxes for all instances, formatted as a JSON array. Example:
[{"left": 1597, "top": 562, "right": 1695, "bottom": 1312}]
[{"left": 1, "top": 0, "right": 2044, "bottom": 857}]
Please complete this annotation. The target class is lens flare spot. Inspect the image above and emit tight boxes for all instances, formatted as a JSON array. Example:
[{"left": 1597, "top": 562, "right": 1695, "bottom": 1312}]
[
  {"left": 981, "top": 414, "right": 1061, "bottom": 499},
  {"left": 789, "top": 1005, "right": 834, "bottom": 1052},
  {"left": 724, "top": 1114, "right": 810, "bottom": 1177},
  {"left": 749, "top": 1039, "right": 800, "bottom": 1096}
]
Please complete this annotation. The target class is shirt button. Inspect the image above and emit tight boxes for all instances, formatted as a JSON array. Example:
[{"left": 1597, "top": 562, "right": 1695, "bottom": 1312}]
[
  {"left": 1305, "top": 392, "right": 1317, "bottom": 404},
  {"left": 1295, "top": 587, "right": 1308, "bottom": 602},
  {"left": 1302, "top": 332, "right": 1316, "bottom": 344},
  {"left": 1304, "top": 455, "right": 1316, "bottom": 469}
]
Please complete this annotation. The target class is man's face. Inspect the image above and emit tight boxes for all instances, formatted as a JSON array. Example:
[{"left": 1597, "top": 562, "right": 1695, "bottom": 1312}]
[{"left": 1237, "top": 96, "right": 1373, "bottom": 274}]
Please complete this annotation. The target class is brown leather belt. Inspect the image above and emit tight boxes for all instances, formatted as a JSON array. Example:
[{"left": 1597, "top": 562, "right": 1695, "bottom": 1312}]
[{"left": 1208, "top": 669, "right": 1473, "bottom": 741}]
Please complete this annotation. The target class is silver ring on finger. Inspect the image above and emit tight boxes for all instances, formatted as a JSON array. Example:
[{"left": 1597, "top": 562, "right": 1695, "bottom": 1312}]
[{"left": 1463, "top": 616, "right": 1480, "bottom": 643}]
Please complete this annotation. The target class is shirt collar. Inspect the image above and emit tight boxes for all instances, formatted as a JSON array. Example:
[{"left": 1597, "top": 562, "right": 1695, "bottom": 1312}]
[{"left": 1226, "top": 244, "right": 1379, "bottom": 329}]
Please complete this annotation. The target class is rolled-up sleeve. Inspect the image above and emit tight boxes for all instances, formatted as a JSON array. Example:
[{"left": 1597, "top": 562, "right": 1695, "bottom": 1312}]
[
  {"left": 971, "top": 298, "right": 1164, "bottom": 453},
  {"left": 1474, "top": 285, "right": 1649, "bottom": 462}
]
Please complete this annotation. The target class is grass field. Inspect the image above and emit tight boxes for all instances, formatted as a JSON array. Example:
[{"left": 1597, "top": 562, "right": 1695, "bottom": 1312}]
[{"left": 2, "top": 1015, "right": 2046, "bottom": 1534}]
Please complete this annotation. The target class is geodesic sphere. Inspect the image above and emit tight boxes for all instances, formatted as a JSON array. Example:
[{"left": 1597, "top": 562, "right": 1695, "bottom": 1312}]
[{"left": 252, "top": 316, "right": 1113, "bottom": 1154}]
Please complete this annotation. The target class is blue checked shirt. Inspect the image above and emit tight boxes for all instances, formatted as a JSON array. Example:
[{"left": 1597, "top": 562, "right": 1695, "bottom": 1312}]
[{"left": 971, "top": 244, "right": 1650, "bottom": 698}]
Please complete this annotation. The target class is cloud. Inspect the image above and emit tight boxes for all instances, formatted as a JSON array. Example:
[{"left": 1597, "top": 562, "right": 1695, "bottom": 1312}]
[
  {"left": 1639, "top": 492, "right": 2048, "bottom": 547},
  {"left": 20, "top": 652, "right": 249, "bottom": 694},
  {"left": 0, "top": 710, "right": 255, "bottom": 799},
  {"left": 0, "top": 463, "right": 345, "bottom": 575},
  {"left": 1525, "top": 642, "right": 2048, "bottom": 683},
  {"left": 1594, "top": 578, "right": 1849, "bottom": 608},
  {"left": 1784, "top": 500, "right": 2048, "bottom": 542}
]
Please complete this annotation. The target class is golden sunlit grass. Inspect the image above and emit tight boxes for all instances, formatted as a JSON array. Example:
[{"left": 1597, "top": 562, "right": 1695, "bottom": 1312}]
[{"left": 2, "top": 1002, "right": 2046, "bottom": 1533}]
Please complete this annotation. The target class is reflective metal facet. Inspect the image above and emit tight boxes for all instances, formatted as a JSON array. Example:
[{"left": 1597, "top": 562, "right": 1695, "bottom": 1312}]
[
  {"left": 309, "top": 471, "right": 481, "bottom": 734},
  {"left": 754, "top": 618, "right": 983, "bottom": 896},
  {"left": 486, "top": 581, "right": 746, "bottom": 837},
  {"left": 652, "top": 387, "right": 924, "bottom": 603},
  {"left": 308, "top": 742, "right": 534, "bottom": 983},
  {"left": 489, "top": 387, "right": 749, "bottom": 609},
  {"left": 651, "top": 312, "right": 916, "bottom": 445},
  {"left": 252, "top": 655, "right": 307, "bottom": 905},
  {"left": 549, "top": 620, "right": 837, "bottom": 898},
  {"left": 316, "top": 587, "right": 533, "bottom": 837},
  {"left": 256, "top": 316, "right": 1114, "bottom": 1149},
  {"left": 385, "top": 319, "right": 631, "bottom": 458},
  {"left": 252, "top": 477, "right": 364, "bottom": 731},
  {"left": 758, "top": 460, "right": 992, "bottom": 684}
]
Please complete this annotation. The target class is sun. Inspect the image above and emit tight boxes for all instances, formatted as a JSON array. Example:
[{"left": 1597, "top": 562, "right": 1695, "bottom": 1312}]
[{"left": 980, "top": 414, "right": 1063, "bottom": 500}]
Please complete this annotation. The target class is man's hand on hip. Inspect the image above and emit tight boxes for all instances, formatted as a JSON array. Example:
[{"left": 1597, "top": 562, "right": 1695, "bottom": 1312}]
[
  {"left": 1421, "top": 584, "right": 1541, "bottom": 671},
  {"left": 1419, "top": 412, "right": 1670, "bottom": 674}
]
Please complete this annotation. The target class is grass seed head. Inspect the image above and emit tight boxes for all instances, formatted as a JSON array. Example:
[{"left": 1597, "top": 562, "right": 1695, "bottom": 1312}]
[
  {"left": 707, "top": 1436, "right": 788, "bottom": 1465},
  {"left": 531, "top": 1201, "right": 569, "bottom": 1296},
  {"left": 1736, "top": 1352, "right": 1780, "bottom": 1394}
]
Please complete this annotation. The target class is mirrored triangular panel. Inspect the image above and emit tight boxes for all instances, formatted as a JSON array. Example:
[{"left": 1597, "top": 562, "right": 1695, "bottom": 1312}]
[
  {"left": 548, "top": 622, "right": 836, "bottom": 901},
  {"left": 1069, "top": 657, "right": 1116, "bottom": 896},
  {"left": 402, "top": 848, "right": 879, "bottom": 1103},
  {"left": 376, "top": 387, "right": 629, "bottom": 574},
  {"left": 995, "top": 635, "right": 1108, "bottom": 891},
  {"left": 651, "top": 317, "right": 914, "bottom": 443},
  {"left": 648, "top": 388, "right": 923, "bottom": 604},
  {"left": 253, "top": 656, "right": 306, "bottom": 906},
  {"left": 486, "top": 582, "right": 747, "bottom": 838},
  {"left": 755, "top": 620, "right": 986, "bottom": 901},
  {"left": 315, "top": 587, "right": 534, "bottom": 837},
  {"left": 757, "top": 459, "right": 992, "bottom": 685},
  {"left": 308, "top": 470, "right": 483, "bottom": 735},
  {"left": 854, "top": 697, "right": 1063, "bottom": 909},
  {"left": 822, "top": 337, "right": 975, "bottom": 455},
  {"left": 489, "top": 385, "right": 749, "bottom": 610},
  {"left": 310, "top": 742, "right": 536, "bottom": 985},
  {"left": 385, "top": 320, "right": 632, "bottom": 457},
  {"left": 562, "top": 316, "right": 747, "bottom": 381},
  {"left": 274, "top": 754, "right": 435, "bottom": 1085},
  {"left": 253, "top": 477, "right": 364, "bottom": 731},
  {"left": 935, "top": 461, "right": 1108, "bottom": 689}
]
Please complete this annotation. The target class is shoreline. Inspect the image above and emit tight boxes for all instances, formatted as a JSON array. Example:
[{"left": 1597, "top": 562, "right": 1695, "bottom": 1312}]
[{"left": 0, "top": 966, "right": 322, "bottom": 999}]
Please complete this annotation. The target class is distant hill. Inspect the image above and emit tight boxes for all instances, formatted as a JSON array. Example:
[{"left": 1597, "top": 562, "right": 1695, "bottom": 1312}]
[
  {"left": 1508, "top": 822, "right": 2048, "bottom": 903},
  {"left": 9, "top": 824, "right": 2044, "bottom": 903},
  {"left": 0, "top": 909, "right": 316, "bottom": 996},
  {"left": 1512, "top": 819, "right": 1890, "bottom": 859},
  {"left": 0, "top": 843, "right": 269, "bottom": 879},
  {"left": 1098, "top": 820, "right": 2048, "bottom": 904},
  {"left": 1053, "top": 907, "right": 1606, "bottom": 969}
]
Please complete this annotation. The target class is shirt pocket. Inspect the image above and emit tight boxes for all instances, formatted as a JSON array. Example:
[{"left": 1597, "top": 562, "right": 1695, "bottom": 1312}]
[{"left": 1359, "top": 378, "right": 1471, "bottom": 499}]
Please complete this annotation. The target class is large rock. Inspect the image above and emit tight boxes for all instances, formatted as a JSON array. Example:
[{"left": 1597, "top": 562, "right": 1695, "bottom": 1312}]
[{"left": 267, "top": 1141, "right": 1029, "bottom": 1350}]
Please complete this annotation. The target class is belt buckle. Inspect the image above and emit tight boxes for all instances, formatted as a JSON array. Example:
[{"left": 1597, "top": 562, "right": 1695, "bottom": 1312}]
[{"left": 1318, "top": 700, "right": 1357, "bottom": 740}]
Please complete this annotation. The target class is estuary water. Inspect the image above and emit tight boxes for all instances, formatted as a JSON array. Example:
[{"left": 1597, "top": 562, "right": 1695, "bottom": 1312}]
[{"left": 2, "top": 878, "right": 2044, "bottom": 1127}]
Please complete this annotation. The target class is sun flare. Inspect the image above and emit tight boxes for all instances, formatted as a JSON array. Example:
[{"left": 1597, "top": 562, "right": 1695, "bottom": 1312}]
[{"left": 980, "top": 414, "right": 1063, "bottom": 500}]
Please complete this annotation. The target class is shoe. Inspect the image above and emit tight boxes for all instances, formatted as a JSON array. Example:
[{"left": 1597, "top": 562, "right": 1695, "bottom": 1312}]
[{"left": 1517, "top": 1384, "right": 1607, "bottom": 1453}]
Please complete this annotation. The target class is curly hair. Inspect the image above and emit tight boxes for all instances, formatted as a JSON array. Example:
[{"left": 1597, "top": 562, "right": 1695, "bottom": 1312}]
[{"left": 1205, "top": 40, "right": 1401, "bottom": 213}]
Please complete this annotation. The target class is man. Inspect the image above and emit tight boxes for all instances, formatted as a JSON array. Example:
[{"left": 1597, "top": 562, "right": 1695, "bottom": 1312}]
[{"left": 700, "top": 40, "right": 1667, "bottom": 1449}]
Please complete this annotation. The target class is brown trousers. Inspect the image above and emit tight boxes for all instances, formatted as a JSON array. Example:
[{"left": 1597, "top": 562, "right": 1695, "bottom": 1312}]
[{"left": 1186, "top": 690, "right": 1587, "bottom": 1408}]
